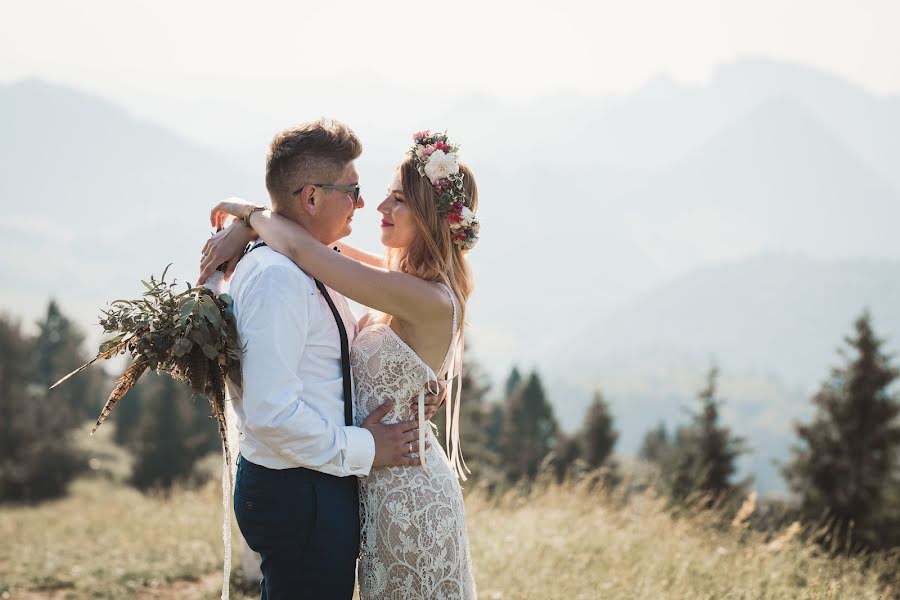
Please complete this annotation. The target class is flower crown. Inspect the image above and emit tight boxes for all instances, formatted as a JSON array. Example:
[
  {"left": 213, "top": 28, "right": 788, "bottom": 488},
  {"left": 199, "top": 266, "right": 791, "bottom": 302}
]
[{"left": 408, "top": 130, "right": 480, "bottom": 250}]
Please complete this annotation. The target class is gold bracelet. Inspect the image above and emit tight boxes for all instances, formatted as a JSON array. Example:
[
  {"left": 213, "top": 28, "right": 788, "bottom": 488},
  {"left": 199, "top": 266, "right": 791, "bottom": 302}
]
[{"left": 242, "top": 205, "right": 267, "bottom": 229}]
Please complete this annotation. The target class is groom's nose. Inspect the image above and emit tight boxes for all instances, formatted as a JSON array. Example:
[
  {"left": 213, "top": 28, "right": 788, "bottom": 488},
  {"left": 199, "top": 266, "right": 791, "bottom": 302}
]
[{"left": 356, "top": 194, "right": 365, "bottom": 209}]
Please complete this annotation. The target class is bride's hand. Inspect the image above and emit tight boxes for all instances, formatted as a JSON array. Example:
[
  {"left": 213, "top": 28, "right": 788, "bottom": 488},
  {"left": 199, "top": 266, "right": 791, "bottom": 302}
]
[
  {"left": 209, "top": 197, "right": 260, "bottom": 229},
  {"left": 198, "top": 220, "right": 258, "bottom": 284},
  {"left": 421, "top": 379, "right": 447, "bottom": 421}
]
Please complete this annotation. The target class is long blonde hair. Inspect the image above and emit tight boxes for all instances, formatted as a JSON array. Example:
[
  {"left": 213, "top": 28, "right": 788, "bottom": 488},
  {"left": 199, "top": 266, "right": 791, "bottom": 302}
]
[
  {"left": 385, "top": 157, "right": 478, "bottom": 334},
  {"left": 387, "top": 156, "right": 478, "bottom": 481}
]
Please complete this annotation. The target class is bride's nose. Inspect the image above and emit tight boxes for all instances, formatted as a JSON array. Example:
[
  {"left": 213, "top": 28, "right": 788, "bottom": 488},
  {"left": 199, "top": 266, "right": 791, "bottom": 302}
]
[{"left": 377, "top": 198, "right": 390, "bottom": 215}]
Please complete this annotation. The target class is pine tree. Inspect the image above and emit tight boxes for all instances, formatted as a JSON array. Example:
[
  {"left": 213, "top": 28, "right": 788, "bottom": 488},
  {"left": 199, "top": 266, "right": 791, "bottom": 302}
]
[
  {"left": 0, "top": 314, "right": 84, "bottom": 501},
  {"left": 484, "top": 366, "right": 523, "bottom": 455},
  {"left": 498, "top": 371, "right": 559, "bottom": 481},
  {"left": 639, "top": 421, "right": 674, "bottom": 465},
  {"left": 504, "top": 366, "right": 522, "bottom": 396},
  {"left": 130, "top": 373, "right": 211, "bottom": 492},
  {"left": 484, "top": 403, "right": 503, "bottom": 454},
  {"left": 579, "top": 391, "right": 619, "bottom": 469},
  {"left": 572, "top": 390, "right": 621, "bottom": 486},
  {"left": 551, "top": 434, "right": 582, "bottom": 481},
  {"left": 112, "top": 377, "right": 145, "bottom": 446},
  {"left": 34, "top": 300, "right": 105, "bottom": 421},
  {"left": 669, "top": 364, "right": 748, "bottom": 505},
  {"left": 638, "top": 421, "right": 678, "bottom": 494},
  {"left": 782, "top": 311, "right": 900, "bottom": 550}
]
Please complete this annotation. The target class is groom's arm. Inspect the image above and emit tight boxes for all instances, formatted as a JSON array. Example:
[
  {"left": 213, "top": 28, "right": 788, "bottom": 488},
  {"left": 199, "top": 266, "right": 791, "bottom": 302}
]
[{"left": 238, "top": 263, "right": 376, "bottom": 477}]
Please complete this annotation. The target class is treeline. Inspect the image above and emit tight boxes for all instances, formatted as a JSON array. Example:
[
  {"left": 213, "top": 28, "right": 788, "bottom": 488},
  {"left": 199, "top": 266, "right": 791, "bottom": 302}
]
[
  {"left": 0, "top": 301, "right": 220, "bottom": 500},
  {"left": 2, "top": 302, "right": 899, "bottom": 553},
  {"left": 437, "top": 310, "right": 900, "bottom": 553}
]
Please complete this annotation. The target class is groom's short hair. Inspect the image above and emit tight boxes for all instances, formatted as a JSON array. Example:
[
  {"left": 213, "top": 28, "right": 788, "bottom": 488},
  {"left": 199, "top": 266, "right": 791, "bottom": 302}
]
[{"left": 265, "top": 118, "right": 362, "bottom": 211}]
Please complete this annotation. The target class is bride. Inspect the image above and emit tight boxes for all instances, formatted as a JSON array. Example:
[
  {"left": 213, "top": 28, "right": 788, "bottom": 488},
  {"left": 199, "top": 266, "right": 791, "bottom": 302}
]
[{"left": 201, "top": 130, "right": 479, "bottom": 599}]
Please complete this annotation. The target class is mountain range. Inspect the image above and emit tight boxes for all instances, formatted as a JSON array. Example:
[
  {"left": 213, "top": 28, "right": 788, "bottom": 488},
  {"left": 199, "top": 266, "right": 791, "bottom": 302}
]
[{"left": 2, "top": 58, "right": 899, "bottom": 495}]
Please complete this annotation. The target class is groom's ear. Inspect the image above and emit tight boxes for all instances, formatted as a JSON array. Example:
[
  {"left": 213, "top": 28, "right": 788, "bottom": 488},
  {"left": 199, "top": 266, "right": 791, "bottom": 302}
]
[{"left": 296, "top": 184, "right": 318, "bottom": 216}]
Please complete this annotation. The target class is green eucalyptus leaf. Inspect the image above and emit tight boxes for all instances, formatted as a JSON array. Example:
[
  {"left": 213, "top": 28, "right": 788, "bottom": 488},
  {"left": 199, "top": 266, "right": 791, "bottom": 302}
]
[
  {"left": 179, "top": 299, "right": 195, "bottom": 320},
  {"left": 202, "top": 303, "right": 223, "bottom": 328}
]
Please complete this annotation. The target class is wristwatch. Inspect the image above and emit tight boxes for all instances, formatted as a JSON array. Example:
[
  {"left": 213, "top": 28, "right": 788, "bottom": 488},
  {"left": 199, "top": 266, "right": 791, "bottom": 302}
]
[{"left": 242, "top": 205, "right": 268, "bottom": 228}]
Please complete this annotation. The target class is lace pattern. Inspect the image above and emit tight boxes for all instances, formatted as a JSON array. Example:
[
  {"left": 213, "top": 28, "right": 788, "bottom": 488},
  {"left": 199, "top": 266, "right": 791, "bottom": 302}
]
[{"left": 352, "top": 287, "right": 476, "bottom": 599}]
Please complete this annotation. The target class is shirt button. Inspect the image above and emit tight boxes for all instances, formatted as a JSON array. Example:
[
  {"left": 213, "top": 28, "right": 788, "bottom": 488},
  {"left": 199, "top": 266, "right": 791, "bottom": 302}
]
[
  {"left": 350, "top": 466, "right": 361, "bottom": 471},
  {"left": 244, "top": 500, "right": 253, "bottom": 510}
]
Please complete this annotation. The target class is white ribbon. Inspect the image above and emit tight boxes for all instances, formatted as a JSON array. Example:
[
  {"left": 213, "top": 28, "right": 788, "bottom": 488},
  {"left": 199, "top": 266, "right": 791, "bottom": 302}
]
[
  {"left": 443, "top": 336, "right": 470, "bottom": 481},
  {"left": 417, "top": 387, "right": 427, "bottom": 465},
  {"left": 202, "top": 271, "right": 234, "bottom": 600}
]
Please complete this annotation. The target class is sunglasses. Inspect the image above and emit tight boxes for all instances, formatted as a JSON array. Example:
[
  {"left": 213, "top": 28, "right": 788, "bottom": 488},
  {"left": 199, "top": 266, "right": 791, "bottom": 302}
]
[{"left": 293, "top": 183, "right": 362, "bottom": 205}]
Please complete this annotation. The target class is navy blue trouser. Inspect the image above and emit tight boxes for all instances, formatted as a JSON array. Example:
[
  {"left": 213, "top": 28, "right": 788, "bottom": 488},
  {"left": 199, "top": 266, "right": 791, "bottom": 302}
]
[{"left": 234, "top": 455, "right": 360, "bottom": 600}]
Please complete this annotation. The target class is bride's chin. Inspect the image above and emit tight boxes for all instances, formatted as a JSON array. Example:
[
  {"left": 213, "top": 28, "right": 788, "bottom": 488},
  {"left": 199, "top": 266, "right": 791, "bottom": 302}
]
[{"left": 380, "top": 231, "right": 395, "bottom": 247}]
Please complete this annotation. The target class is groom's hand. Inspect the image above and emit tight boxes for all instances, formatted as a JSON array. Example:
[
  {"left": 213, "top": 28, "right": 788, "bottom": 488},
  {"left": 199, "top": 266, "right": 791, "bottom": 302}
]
[{"left": 364, "top": 400, "right": 430, "bottom": 467}]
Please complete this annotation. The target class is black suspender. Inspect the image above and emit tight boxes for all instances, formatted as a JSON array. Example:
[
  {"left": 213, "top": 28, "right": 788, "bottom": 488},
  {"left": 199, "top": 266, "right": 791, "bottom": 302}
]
[{"left": 248, "top": 242, "right": 353, "bottom": 426}]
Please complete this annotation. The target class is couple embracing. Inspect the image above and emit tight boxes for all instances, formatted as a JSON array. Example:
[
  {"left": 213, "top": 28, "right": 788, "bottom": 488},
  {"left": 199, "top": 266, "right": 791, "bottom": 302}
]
[{"left": 197, "top": 118, "right": 480, "bottom": 599}]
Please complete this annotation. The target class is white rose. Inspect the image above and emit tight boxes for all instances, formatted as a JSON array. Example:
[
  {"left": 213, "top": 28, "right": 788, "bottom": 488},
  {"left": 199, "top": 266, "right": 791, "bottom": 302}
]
[
  {"left": 459, "top": 206, "right": 475, "bottom": 226},
  {"left": 415, "top": 145, "right": 427, "bottom": 160},
  {"left": 423, "top": 150, "right": 459, "bottom": 184}
]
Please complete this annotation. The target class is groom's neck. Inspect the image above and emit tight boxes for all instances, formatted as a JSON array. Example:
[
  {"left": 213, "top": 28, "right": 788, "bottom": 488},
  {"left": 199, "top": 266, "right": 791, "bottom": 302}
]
[{"left": 276, "top": 207, "right": 333, "bottom": 246}]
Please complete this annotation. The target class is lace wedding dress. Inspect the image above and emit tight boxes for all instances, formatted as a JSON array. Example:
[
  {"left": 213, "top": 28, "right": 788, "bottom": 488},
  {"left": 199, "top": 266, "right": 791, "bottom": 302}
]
[{"left": 352, "top": 285, "right": 477, "bottom": 599}]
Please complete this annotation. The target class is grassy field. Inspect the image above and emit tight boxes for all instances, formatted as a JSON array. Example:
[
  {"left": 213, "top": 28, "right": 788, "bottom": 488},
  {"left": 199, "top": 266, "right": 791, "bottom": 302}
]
[{"left": 1, "top": 474, "right": 897, "bottom": 599}]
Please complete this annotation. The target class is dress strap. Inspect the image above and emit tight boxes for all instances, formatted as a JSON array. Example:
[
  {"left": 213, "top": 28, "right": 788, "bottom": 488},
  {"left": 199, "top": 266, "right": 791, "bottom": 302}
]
[{"left": 437, "top": 284, "right": 459, "bottom": 376}]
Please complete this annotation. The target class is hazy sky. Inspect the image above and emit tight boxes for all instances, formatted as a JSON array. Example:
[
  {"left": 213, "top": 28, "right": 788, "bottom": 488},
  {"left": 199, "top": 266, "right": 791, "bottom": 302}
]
[{"left": 3, "top": 0, "right": 899, "bottom": 101}]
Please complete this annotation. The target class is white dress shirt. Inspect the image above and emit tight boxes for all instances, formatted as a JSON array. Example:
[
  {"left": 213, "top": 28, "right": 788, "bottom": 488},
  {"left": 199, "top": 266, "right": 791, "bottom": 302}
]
[{"left": 225, "top": 245, "right": 376, "bottom": 477}]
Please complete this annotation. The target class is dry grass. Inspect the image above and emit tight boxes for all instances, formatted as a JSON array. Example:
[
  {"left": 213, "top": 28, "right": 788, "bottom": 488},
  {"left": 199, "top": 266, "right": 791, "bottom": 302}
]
[
  {"left": 464, "top": 478, "right": 897, "bottom": 599},
  {"left": 0, "top": 478, "right": 232, "bottom": 599},
  {"left": 1, "top": 476, "right": 897, "bottom": 599}
]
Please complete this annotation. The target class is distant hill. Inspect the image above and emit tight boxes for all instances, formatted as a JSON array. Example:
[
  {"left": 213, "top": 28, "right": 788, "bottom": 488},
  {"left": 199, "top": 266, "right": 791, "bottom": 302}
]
[
  {"left": 443, "top": 58, "right": 900, "bottom": 191},
  {"left": 545, "top": 254, "right": 900, "bottom": 494},
  {"left": 468, "top": 92, "right": 900, "bottom": 368},
  {"left": 0, "top": 80, "right": 262, "bottom": 326}
]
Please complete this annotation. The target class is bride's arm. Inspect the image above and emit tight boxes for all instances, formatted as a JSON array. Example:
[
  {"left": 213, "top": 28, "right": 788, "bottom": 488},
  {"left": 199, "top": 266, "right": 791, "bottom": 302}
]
[
  {"left": 333, "top": 241, "right": 386, "bottom": 268},
  {"left": 203, "top": 203, "right": 449, "bottom": 323},
  {"left": 199, "top": 217, "right": 382, "bottom": 281}
]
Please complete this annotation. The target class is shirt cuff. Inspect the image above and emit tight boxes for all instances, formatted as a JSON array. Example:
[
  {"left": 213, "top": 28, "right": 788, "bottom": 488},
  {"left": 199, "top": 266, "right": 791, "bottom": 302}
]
[{"left": 343, "top": 425, "right": 376, "bottom": 477}]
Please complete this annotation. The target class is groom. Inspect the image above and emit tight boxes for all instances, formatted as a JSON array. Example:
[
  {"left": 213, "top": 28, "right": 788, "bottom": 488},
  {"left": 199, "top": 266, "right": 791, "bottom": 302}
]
[{"left": 222, "top": 119, "right": 439, "bottom": 599}]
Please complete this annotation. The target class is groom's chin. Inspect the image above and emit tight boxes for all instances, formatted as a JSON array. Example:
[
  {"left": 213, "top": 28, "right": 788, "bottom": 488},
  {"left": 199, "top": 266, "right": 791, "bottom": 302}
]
[{"left": 334, "top": 223, "right": 352, "bottom": 241}]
